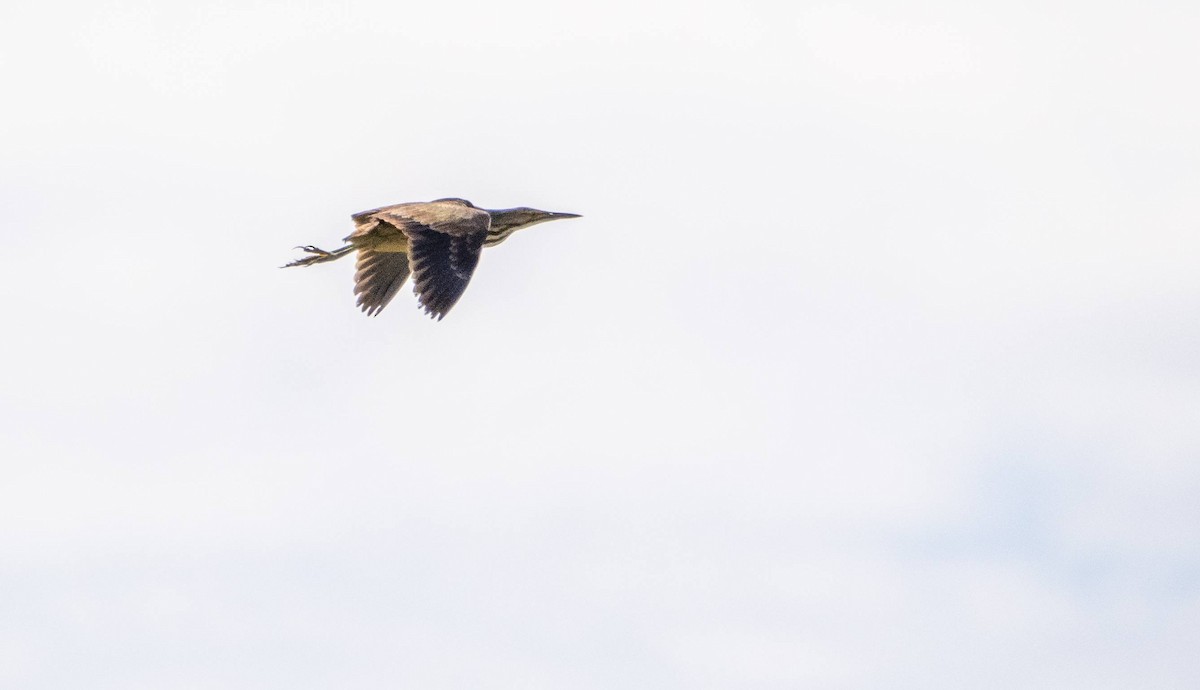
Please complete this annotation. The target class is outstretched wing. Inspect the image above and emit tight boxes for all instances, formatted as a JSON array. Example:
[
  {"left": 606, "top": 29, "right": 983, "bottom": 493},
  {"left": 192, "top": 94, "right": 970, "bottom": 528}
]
[
  {"left": 405, "top": 225, "right": 487, "bottom": 320},
  {"left": 353, "top": 249, "right": 410, "bottom": 317},
  {"left": 372, "top": 201, "right": 491, "bottom": 320}
]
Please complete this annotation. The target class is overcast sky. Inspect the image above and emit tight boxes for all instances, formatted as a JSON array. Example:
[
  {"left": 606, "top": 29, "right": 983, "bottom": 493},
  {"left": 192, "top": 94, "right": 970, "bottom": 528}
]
[{"left": 2, "top": 1, "right": 1198, "bottom": 688}]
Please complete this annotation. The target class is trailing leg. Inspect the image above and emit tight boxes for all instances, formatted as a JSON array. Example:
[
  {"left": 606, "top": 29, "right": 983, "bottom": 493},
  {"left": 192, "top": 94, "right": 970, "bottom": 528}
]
[{"left": 282, "top": 244, "right": 355, "bottom": 268}]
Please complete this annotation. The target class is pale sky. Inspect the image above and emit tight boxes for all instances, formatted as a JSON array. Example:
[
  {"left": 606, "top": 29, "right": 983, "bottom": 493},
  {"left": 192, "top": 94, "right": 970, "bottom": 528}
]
[{"left": 2, "top": 1, "right": 1199, "bottom": 688}]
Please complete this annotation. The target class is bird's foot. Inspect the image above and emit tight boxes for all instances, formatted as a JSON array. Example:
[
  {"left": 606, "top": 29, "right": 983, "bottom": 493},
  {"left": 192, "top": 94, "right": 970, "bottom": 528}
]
[{"left": 282, "top": 245, "right": 337, "bottom": 268}]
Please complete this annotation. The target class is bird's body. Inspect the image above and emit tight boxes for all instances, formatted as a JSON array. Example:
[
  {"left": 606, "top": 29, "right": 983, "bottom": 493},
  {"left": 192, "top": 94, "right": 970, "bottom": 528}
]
[{"left": 284, "top": 198, "right": 579, "bottom": 320}]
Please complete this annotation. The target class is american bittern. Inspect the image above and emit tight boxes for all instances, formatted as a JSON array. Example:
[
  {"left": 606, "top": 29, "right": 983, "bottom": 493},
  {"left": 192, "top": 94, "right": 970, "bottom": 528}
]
[{"left": 284, "top": 198, "right": 580, "bottom": 320}]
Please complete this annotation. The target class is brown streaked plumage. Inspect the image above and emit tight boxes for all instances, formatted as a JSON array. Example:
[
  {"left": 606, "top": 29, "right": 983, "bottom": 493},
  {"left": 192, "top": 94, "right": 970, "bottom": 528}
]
[{"left": 283, "top": 198, "right": 580, "bottom": 320}]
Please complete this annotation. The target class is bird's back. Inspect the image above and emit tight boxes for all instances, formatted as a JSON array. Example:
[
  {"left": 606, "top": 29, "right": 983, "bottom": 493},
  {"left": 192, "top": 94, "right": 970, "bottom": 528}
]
[{"left": 350, "top": 198, "right": 477, "bottom": 224}]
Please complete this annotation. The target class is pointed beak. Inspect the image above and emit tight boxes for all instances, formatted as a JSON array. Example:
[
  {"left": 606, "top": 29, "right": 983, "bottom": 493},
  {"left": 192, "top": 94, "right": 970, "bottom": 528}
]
[{"left": 547, "top": 211, "right": 581, "bottom": 219}]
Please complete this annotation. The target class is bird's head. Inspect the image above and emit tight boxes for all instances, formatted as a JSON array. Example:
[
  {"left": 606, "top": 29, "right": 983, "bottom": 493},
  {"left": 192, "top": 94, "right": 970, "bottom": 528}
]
[{"left": 486, "top": 207, "right": 582, "bottom": 235}]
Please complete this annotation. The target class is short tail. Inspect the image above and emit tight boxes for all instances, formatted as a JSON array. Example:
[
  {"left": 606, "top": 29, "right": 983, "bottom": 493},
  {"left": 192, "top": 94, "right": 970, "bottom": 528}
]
[{"left": 282, "top": 244, "right": 355, "bottom": 268}]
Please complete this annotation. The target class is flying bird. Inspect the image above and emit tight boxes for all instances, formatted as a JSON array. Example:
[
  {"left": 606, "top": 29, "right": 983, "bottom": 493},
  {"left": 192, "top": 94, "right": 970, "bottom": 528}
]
[{"left": 284, "top": 198, "right": 580, "bottom": 320}]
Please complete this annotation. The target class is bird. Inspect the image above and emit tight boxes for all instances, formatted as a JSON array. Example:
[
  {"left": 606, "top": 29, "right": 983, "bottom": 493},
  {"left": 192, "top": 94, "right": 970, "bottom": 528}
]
[{"left": 283, "top": 198, "right": 581, "bottom": 320}]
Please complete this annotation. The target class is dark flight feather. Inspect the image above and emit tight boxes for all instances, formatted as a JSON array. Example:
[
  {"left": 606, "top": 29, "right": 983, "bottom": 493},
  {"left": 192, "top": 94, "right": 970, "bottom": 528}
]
[
  {"left": 406, "top": 224, "right": 486, "bottom": 320},
  {"left": 353, "top": 249, "right": 411, "bottom": 317}
]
